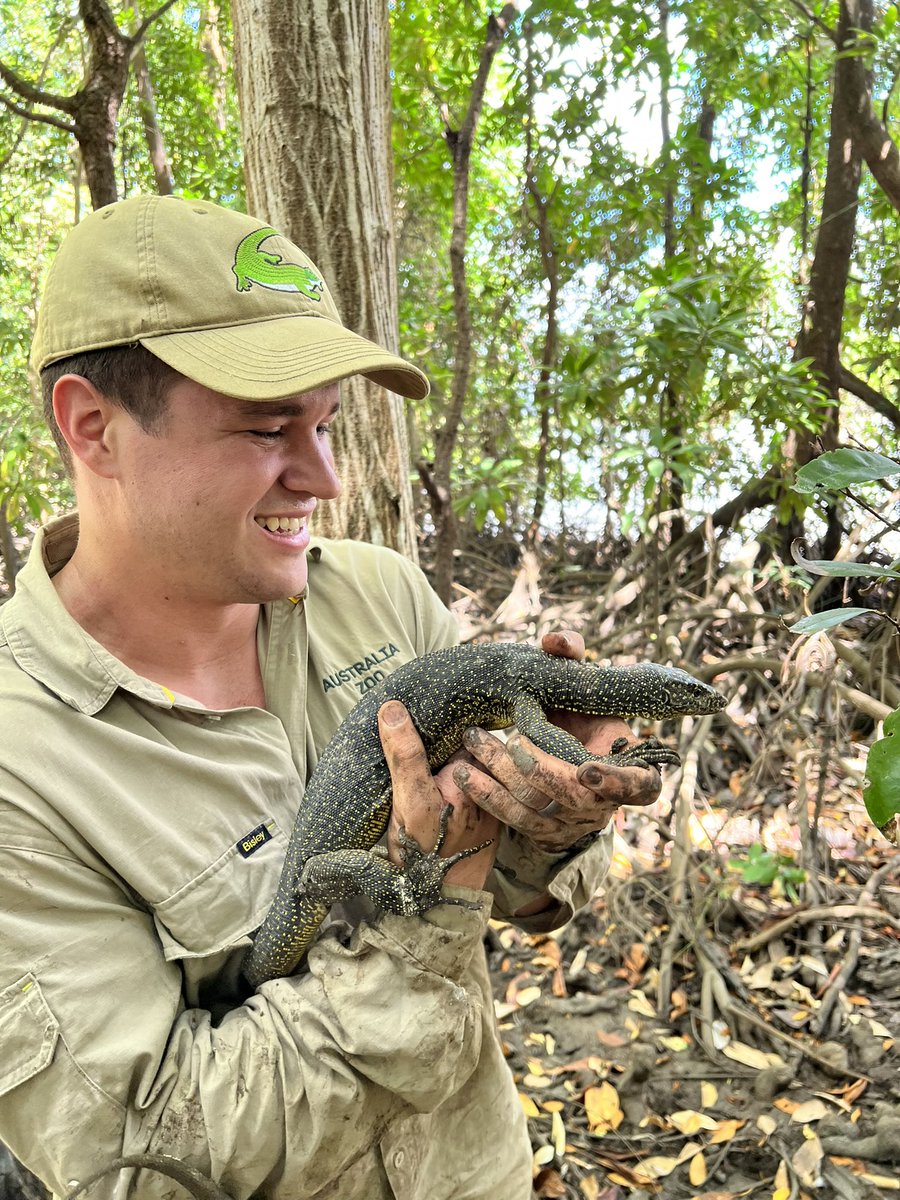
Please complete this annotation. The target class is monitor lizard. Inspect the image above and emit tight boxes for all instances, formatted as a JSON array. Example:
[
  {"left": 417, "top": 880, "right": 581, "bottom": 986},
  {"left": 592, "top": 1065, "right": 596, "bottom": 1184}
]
[{"left": 243, "top": 642, "right": 727, "bottom": 988}]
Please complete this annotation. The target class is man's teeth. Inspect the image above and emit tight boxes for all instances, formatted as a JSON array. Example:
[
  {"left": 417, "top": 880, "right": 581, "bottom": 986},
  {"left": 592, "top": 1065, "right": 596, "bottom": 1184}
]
[{"left": 255, "top": 516, "right": 302, "bottom": 533}]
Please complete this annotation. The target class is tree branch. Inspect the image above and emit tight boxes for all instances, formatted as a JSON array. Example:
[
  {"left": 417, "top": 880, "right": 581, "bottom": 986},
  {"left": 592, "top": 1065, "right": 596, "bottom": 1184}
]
[
  {"left": 0, "top": 58, "right": 74, "bottom": 114},
  {"left": 131, "top": 0, "right": 181, "bottom": 46},
  {"left": 786, "top": 0, "right": 838, "bottom": 43},
  {"left": 0, "top": 92, "right": 75, "bottom": 133},
  {"left": 840, "top": 0, "right": 900, "bottom": 212},
  {"left": 838, "top": 364, "right": 900, "bottom": 428}
]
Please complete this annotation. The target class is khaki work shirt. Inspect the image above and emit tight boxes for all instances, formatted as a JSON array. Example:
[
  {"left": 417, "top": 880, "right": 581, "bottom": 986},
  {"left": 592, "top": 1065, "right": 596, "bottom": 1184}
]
[{"left": 0, "top": 515, "right": 612, "bottom": 1199}]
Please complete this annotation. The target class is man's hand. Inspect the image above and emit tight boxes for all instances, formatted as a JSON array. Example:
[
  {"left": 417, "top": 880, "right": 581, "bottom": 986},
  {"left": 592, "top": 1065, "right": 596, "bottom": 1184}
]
[
  {"left": 378, "top": 700, "right": 499, "bottom": 892},
  {"left": 454, "top": 630, "right": 663, "bottom": 855}
]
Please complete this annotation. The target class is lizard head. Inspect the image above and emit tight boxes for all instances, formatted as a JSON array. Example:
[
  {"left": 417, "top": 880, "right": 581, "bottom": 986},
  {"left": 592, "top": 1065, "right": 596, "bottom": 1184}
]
[{"left": 567, "top": 660, "right": 728, "bottom": 719}]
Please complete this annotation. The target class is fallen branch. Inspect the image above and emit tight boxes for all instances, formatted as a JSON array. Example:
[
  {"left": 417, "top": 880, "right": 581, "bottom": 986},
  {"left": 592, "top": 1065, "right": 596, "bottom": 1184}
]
[
  {"left": 735, "top": 902, "right": 900, "bottom": 954},
  {"left": 813, "top": 857, "right": 900, "bottom": 1035}
]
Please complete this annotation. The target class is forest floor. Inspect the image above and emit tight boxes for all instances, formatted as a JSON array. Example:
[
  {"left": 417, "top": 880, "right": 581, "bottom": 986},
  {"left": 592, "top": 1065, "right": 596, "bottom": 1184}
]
[{"left": 446, "top": 533, "right": 900, "bottom": 1200}]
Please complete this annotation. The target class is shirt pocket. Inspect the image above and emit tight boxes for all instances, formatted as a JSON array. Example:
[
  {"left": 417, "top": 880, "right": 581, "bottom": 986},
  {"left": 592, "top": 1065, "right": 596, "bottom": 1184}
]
[
  {"left": 0, "top": 973, "right": 59, "bottom": 1097},
  {"left": 149, "top": 818, "right": 289, "bottom": 961}
]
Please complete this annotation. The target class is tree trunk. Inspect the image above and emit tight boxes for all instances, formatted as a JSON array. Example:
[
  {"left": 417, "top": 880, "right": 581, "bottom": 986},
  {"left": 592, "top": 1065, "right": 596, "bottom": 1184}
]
[
  {"left": 429, "top": 4, "right": 519, "bottom": 603},
  {"left": 781, "top": 1, "right": 865, "bottom": 561},
  {"left": 231, "top": 0, "right": 418, "bottom": 558},
  {"left": 131, "top": 42, "right": 173, "bottom": 195}
]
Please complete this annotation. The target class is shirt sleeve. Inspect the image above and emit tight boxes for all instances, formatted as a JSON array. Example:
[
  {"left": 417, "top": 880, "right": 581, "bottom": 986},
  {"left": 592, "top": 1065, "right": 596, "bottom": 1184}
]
[
  {"left": 0, "top": 808, "right": 492, "bottom": 1200},
  {"left": 487, "top": 825, "right": 614, "bottom": 932}
]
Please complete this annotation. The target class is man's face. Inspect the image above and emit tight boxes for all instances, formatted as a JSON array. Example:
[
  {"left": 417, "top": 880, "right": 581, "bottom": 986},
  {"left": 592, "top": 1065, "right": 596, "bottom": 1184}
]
[{"left": 107, "top": 378, "right": 342, "bottom": 605}]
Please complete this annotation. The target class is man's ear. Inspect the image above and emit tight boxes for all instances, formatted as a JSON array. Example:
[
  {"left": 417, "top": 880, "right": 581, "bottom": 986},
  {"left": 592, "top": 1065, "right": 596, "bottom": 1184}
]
[{"left": 52, "top": 375, "right": 120, "bottom": 479}]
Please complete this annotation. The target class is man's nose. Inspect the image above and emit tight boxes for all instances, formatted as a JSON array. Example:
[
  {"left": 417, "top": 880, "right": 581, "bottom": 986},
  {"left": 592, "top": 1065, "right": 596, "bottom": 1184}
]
[{"left": 280, "top": 439, "right": 341, "bottom": 500}]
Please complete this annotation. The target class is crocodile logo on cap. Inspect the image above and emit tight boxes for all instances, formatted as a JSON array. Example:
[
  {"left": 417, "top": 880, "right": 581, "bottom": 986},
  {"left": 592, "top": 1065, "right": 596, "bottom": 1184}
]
[{"left": 232, "top": 228, "right": 324, "bottom": 300}]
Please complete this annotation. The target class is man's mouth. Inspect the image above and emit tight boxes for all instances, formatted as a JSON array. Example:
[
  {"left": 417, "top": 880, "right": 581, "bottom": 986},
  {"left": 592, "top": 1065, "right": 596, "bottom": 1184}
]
[{"left": 254, "top": 516, "right": 304, "bottom": 534}]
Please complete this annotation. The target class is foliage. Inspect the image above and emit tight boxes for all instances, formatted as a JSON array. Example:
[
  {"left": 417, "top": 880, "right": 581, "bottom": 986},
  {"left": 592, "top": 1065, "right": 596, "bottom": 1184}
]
[
  {"left": 728, "top": 843, "right": 807, "bottom": 903},
  {"left": 864, "top": 706, "right": 900, "bottom": 843},
  {"left": 451, "top": 455, "right": 525, "bottom": 531},
  {"left": 787, "top": 448, "right": 900, "bottom": 842},
  {"left": 788, "top": 449, "right": 900, "bottom": 633}
]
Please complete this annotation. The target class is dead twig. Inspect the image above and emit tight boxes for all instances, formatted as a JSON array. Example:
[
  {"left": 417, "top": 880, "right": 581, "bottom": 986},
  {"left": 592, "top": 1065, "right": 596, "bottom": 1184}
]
[{"left": 734, "top": 901, "right": 900, "bottom": 953}]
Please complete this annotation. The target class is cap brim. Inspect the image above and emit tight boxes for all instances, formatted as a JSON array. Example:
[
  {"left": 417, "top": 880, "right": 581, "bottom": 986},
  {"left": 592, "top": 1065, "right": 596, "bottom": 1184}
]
[{"left": 140, "top": 314, "right": 430, "bottom": 401}]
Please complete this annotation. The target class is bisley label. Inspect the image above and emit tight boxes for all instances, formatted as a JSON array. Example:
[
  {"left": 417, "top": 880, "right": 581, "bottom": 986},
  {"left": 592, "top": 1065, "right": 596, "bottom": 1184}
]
[{"left": 236, "top": 823, "right": 273, "bottom": 858}]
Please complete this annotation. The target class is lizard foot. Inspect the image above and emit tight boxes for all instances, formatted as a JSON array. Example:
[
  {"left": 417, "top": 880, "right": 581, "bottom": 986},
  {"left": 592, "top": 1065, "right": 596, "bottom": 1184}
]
[
  {"left": 295, "top": 806, "right": 493, "bottom": 920},
  {"left": 603, "top": 735, "right": 681, "bottom": 769},
  {"left": 396, "top": 803, "right": 494, "bottom": 913}
]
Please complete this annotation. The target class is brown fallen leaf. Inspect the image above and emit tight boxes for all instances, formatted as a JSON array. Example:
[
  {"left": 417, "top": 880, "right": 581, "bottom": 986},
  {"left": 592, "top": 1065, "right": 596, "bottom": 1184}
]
[
  {"left": 534, "top": 1167, "right": 566, "bottom": 1197},
  {"left": 792, "top": 1134, "right": 824, "bottom": 1188},
  {"left": 689, "top": 1151, "right": 708, "bottom": 1186},
  {"left": 670, "top": 986, "right": 689, "bottom": 1020},
  {"left": 633, "top": 1155, "right": 679, "bottom": 1182},
  {"left": 709, "top": 1119, "right": 745, "bottom": 1144},
  {"left": 670, "top": 1110, "right": 718, "bottom": 1136},
  {"left": 788, "top": 1098, "right": 828, "bottom": 1124}
]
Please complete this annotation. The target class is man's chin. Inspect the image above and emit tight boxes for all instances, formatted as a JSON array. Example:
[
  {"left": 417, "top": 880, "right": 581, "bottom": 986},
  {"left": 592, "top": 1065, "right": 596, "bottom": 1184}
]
[{"left": 231, "top": 570, "right": 309, "bottom": 605}]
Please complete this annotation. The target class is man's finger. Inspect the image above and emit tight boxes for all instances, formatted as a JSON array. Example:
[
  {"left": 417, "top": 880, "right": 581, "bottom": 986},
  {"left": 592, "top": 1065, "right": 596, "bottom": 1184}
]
[
  {"left": 452, "top": 761, "right": 560, "bottom": 836},
  {"left": 462, "top": 726, "right": 598, "bottom": 812},
  {"left": 540, "top": 629, "right": 585, "bottom": 661},
  {"left": 576, "top": 759, "right": 662, "bottom": 807},
  {"left": 378, "top": 701, "right": 440, "bottom": 829}
]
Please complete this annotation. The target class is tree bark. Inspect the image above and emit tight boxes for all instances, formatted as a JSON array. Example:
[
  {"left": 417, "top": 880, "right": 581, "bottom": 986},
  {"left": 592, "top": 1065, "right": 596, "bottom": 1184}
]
[
  {"left": 841, "top": 0, "right": 900, "bottom": 211},
  {"left": 232, "top": 0, "right": 418, "bottom": 558},
  {"left": 0, "top": 0, "right": 178, "bottom": 209},
  {"left": 131, "top": 42, "right": 173, "bottom": 195},
  {"left": 782, "top": 0, "right": 865, "bottom": 560}
]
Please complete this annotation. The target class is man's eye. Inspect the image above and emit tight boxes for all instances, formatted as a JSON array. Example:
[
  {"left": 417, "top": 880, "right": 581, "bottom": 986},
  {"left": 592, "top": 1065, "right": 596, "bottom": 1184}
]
[
  {"left": 249, "top": 429, "right": 284, "bottom": 440},
  {"left": 317, "top": 424, "right": 332, "bottom": 437}
]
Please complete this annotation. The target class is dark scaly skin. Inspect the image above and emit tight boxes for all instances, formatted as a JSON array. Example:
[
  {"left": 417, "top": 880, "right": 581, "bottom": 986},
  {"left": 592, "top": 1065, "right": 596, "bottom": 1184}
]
[
  {"left": 244, "top": 644, "right": 726, "bottom": 988},
  {"left": 65, "top": 1154, "right": 232, "bottom": 1200}
]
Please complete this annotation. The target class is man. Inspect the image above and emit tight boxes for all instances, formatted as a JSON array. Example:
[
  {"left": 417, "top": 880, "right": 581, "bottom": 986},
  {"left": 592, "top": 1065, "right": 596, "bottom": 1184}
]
[{"left": 0, "top": 195, "right": 659, "bottom": 1199}]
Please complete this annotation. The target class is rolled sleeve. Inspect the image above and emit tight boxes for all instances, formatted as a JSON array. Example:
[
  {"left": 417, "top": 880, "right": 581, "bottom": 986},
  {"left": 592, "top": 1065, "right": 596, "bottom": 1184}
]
[{"left": 488, "top": 824, "right": 614, "bottom": 934}]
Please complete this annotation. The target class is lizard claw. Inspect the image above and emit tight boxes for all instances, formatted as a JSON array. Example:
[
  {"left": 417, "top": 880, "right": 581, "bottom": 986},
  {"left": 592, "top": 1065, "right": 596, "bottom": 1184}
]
[{"left": 397, "top": 804, "right": 493, "bottom": 912}]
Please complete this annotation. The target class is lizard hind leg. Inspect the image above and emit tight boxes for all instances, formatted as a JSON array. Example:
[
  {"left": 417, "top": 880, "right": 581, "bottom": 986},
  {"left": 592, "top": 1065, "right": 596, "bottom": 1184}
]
[
  {"left": 297, "top": 804, "right": 492, "bottom": 921},
  {"left": 396, "top": 802, "right": 493, "bottom": 913}
]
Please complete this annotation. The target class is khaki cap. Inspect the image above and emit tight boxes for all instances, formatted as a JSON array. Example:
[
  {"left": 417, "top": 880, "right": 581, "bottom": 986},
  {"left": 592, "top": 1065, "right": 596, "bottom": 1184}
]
[{"left": 31, "top": 194, "right": 430, "bottom": 401}]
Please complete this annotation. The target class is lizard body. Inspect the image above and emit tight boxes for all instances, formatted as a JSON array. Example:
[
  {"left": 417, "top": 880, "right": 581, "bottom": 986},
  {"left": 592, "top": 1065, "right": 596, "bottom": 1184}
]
[{"left": 243, "top": 643, "right": 726, "bottom": 988}]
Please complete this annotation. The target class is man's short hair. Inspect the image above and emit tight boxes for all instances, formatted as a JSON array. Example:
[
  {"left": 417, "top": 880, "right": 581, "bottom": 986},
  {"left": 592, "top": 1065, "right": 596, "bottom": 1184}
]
[{"left": 41, "top": 344, "right": 184, "bottom": 472}]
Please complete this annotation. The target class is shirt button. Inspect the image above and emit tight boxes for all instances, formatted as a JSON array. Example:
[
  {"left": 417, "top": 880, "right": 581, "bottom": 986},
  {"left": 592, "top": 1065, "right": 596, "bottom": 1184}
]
[{"left": 393, "top": 1150, "right": 405, "bottom": 1168}]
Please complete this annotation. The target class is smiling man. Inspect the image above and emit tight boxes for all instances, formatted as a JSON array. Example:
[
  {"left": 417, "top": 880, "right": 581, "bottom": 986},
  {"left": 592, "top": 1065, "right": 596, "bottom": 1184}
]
[{"left": 0, "top": 195, "right": 660, "bottom": 1199}]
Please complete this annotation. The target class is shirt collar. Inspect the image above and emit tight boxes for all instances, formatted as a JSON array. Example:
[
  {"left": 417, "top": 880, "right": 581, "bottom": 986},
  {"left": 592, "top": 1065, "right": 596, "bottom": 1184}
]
[{"left": 1, "top": 515, "right": 324, "bottom": 715}]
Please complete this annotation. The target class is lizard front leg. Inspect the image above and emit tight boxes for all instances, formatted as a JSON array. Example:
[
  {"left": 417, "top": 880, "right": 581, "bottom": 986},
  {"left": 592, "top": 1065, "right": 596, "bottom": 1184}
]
[{"left": 511, "top": 695, "right": 681, "bottom": 768}]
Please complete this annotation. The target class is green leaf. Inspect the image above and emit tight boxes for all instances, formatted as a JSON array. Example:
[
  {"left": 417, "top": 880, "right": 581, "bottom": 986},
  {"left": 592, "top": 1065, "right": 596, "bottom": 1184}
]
[
  {"left": 790, "top": 541, "right": 900, "bottom": 579},
  {"left": 793, "top": 449, "right": 900, "bottom": 493},
  {"left": 864, "top": 707, "right": 900, "bottom": 842},
  {"left": 788, "top": 608, "right": 880, "bottom": 633}
]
